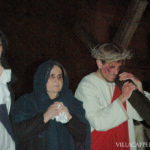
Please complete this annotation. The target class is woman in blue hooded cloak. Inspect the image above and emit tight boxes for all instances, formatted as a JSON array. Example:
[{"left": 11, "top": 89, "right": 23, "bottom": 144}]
[{"left": 12, "top": 59, "right": 91, "bottom": 150}]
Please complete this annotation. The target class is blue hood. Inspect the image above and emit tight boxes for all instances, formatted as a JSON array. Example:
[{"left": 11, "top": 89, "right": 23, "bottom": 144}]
[{"left": 13, "top": 59, "right": 91, "bottom": 150}]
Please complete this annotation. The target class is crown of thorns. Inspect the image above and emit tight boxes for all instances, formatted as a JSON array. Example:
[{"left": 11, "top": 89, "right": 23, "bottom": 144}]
[{"left": 91, "top": 43, "right": 132, "bottom": 62}]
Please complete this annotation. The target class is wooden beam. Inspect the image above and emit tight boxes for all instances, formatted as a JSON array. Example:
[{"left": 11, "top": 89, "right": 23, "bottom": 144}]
[
  {"left": 113, "top": 0, "right": 148, "bottom": 48},
  {"left": 73, "top": 22, "right": 99, "bottom": 50}
]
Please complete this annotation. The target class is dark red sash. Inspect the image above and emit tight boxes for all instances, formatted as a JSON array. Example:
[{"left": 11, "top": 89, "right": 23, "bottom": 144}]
[{"left": 91, "top": 85, "right": 130, "bottom": 150}]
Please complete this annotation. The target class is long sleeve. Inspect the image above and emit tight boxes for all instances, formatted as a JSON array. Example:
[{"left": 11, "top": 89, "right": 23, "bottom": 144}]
[
  {"left": 75, "top": 74, "right": 128, "bottom": 131},
  {"left": 0, "top": 69, "right": 11, "bottom": 113},
  {"left": 14, "top": 114, "right": 49, "bottom": 141},
  {"left": 65, "top": 114, "right": 86, "bottom": 142},
  {"left": 0, "top": 69, "right": 15, "bottom": 150}
]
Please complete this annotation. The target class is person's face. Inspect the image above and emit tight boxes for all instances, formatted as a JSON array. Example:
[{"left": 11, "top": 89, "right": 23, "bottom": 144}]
[
  {"left": 97, "top": 60, "right": 123, "bottom": 82},
  {"left": 0, "top": 41, "right": 2, "bottom": 58},
  {"left": 46, "top": 65, "right": 63, "bottom": 97}
]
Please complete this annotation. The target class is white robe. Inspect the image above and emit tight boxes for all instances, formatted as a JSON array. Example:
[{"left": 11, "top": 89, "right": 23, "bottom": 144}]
[
  {"left": 75, "top": 72, "right": 150, "bottom": 150},
  {"left": 0, "top": 69, "right": 15, "bottom": 150}
]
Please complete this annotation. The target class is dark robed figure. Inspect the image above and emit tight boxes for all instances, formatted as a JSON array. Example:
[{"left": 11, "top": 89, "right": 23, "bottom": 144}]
[{"left": 12, "top": 60, "right": 90, "bottom": 150}]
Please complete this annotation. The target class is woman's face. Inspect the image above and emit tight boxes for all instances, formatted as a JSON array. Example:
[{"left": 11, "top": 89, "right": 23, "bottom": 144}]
[{"left": 46, "top": 65, "right": 63, "bottom": 99}]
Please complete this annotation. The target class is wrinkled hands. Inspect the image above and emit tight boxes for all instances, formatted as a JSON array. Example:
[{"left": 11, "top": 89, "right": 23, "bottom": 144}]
[
  {"left": 118, "top": 72, "right": 144, "bottom": 103},
  {"left": 44, "top": 102, "right": 72, "bottom": 123}
]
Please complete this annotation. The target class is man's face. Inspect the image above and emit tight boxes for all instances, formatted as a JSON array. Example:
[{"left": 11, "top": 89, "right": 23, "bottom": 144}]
[
  {"left": 98, "top": 60, "right": 123, "bottom": 82},
  {"left": 0, "top": 41, "right": 2, "bottom": 58}
]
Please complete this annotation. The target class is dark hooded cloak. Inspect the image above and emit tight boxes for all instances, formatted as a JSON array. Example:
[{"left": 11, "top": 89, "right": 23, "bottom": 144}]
[{"left": 12, "top": 60, "right": 91, "bottom": 150}]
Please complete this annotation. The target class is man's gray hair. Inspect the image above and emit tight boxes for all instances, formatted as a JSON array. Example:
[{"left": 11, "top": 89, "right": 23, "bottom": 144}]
[{"left": 91, "top": 43, "right": 132, "bottom": 62}]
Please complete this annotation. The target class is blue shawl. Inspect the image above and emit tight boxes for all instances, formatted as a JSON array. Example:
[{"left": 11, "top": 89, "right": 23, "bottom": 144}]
[{"left": 13, "top": 60, "right": 90, "bottom": 150}]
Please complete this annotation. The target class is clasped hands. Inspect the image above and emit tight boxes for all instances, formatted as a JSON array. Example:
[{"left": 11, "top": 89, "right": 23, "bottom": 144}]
[
  {"left": 44, "top": 102, "right": 72, "bottom": 123},
  {"left": 118, "top": 72, "right": 144, "bottom": 103}
]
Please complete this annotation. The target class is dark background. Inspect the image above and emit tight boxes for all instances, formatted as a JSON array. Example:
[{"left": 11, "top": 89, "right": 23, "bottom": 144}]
[{"left": 0, "top": 0, "right": 150, "bottom": 99}]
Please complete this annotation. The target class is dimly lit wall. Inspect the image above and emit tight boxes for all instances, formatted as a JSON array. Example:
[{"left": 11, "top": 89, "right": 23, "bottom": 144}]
[{"left": 0, "top": 0, "right": 150, "bottom": 99}]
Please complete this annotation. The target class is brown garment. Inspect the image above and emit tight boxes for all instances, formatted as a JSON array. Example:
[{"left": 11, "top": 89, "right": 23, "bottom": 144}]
[{"left": 115, "top": 77, "right": 150, "bottom": 126}]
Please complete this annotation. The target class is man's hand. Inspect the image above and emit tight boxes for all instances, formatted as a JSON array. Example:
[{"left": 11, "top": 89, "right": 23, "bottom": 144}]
[
  {"left": 119, "top": 82, "right": 136, "bottom": 103},
  {"left": 119, "top": 72, "right": 144, "bottom": 93}
]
